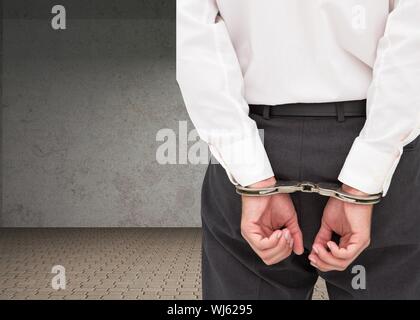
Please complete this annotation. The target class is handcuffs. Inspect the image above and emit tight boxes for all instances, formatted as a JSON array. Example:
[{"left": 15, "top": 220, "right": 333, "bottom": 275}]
[{"left": 236, "top": 180, "right": 382, "bottom": 205}]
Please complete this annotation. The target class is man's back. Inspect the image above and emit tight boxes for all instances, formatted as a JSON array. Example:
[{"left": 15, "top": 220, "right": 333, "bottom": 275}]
[{"left": 211, "top": 0, "right": 392, "bottom": 104}]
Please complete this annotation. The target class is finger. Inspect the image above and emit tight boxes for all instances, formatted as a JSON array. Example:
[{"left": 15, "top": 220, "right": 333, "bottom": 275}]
[
  {"left": 244, "top": 228, "right": 283, "bottom": 251},
  {"left": 282, "top": 228, "right": 294, "bottom": 247},
  {"left": 289, "top": 238, "right": 294, "bottom": 250},
  {"left": 308, "top": 254, "right": 335, "bottom": 272},
  {"left": 327, "top": 241, "right": 361, "bottom": 260},
  {"left": 265, "top": 244, "right": 293, "bottom": 265},
  {"left": 244, "top": 230, "right": 284, "bottom": 261},
  {"left": 283, "top": 228, "right": 292, "bottom": 244},
  {"left": 313, "top": 221, "right": 333, "bottom": 248},
  {"left": 284, "top": 216, "right": 304, "bottom": 255},
  {"left": 262, "top": 235, "right": 293, "bottom": 265},
  {"left": 312, "top": 244, "right": 348, "bottom": 271},
  {"left": 259, "top": 232, "right": 290, "bottom": 263},
  {"left": 261, "top": 224, "right": 274, "bottom": 238},
  {"left": 262, "top": 229, "right": 290, "bottom": 257}
]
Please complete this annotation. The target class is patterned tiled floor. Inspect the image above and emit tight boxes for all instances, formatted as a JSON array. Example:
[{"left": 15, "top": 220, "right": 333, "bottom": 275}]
[{"left": 0, "top": 228, "right": 328, "bottom": 300}]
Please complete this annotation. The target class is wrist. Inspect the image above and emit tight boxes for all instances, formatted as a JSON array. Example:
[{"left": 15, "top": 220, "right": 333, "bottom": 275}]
[
  {"left": 247, "top": 176, "right": 276, "bottom": 189},
  {"left": 341, "top": 183, "right": 369, "bottom": 196}
]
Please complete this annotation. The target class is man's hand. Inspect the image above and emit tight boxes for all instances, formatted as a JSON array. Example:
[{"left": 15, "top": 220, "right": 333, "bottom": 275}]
[
  {"left": 309, "top": 184, "right": 373, "bottom": 272},
  {"left": 241, "top": 177, "right": 304, "bottom": 265}
]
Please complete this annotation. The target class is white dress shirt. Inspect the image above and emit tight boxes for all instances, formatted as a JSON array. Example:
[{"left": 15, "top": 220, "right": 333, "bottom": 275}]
[{"left": 176, "top": 0, "right": 420, "bottom": 196}]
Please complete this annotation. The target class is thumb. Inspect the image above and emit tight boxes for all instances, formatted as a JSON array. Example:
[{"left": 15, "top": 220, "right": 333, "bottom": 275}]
[{"left": 285, "top": 216, "right": 304, "bottom": 255}]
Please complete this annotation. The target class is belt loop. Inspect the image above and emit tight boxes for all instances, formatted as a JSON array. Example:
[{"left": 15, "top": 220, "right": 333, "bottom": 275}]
[
  {"left": 263, "top": 105, "right": 271, "bottom": 120},
  {"left": 335, "top": 102, "right": 345, "bottom": 122}
]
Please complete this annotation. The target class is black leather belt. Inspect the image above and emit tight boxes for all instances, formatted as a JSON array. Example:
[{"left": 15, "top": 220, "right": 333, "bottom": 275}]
[{"left": 249, "top": 100, "right": 366, "bottom": 122}]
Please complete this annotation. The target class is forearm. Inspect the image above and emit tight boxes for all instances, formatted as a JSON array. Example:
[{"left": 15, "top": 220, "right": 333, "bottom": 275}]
[
  {"left": 177, "top": 0, "right": 274, "bottom": 187},
  {"left": 338, "top": 0, "right": 420, "bottom": 196}
]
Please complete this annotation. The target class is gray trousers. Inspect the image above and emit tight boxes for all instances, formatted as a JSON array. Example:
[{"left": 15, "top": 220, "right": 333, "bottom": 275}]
[{"left": 201, "top": 105, "right": 420, "bottom": 300}]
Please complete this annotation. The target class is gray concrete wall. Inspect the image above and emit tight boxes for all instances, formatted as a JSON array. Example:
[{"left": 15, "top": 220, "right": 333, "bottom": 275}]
[{"left": 1, "top": 0, "right": 205, "bottom": 227}]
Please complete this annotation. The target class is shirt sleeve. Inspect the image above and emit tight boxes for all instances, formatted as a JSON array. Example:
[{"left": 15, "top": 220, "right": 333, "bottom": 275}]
[
  {"left": 338, "top": 0, "right": 420, "bottom": 196},
  {"left": 176, "top": 0, "right": 274, "bottom": 187}
]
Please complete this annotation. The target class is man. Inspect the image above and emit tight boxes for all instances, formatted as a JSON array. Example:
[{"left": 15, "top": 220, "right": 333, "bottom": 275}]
[{"left": 176, "top": 0, "right": 420, "bottom": 299}]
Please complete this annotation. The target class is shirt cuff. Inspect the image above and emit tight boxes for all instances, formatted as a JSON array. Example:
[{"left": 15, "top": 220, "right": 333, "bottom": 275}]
[
  {"left": 338, "top": 138, "right": 402, "bottom": 196},
  {"left": 208, "top": 130, "right": 274, "bottom": 187}
]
